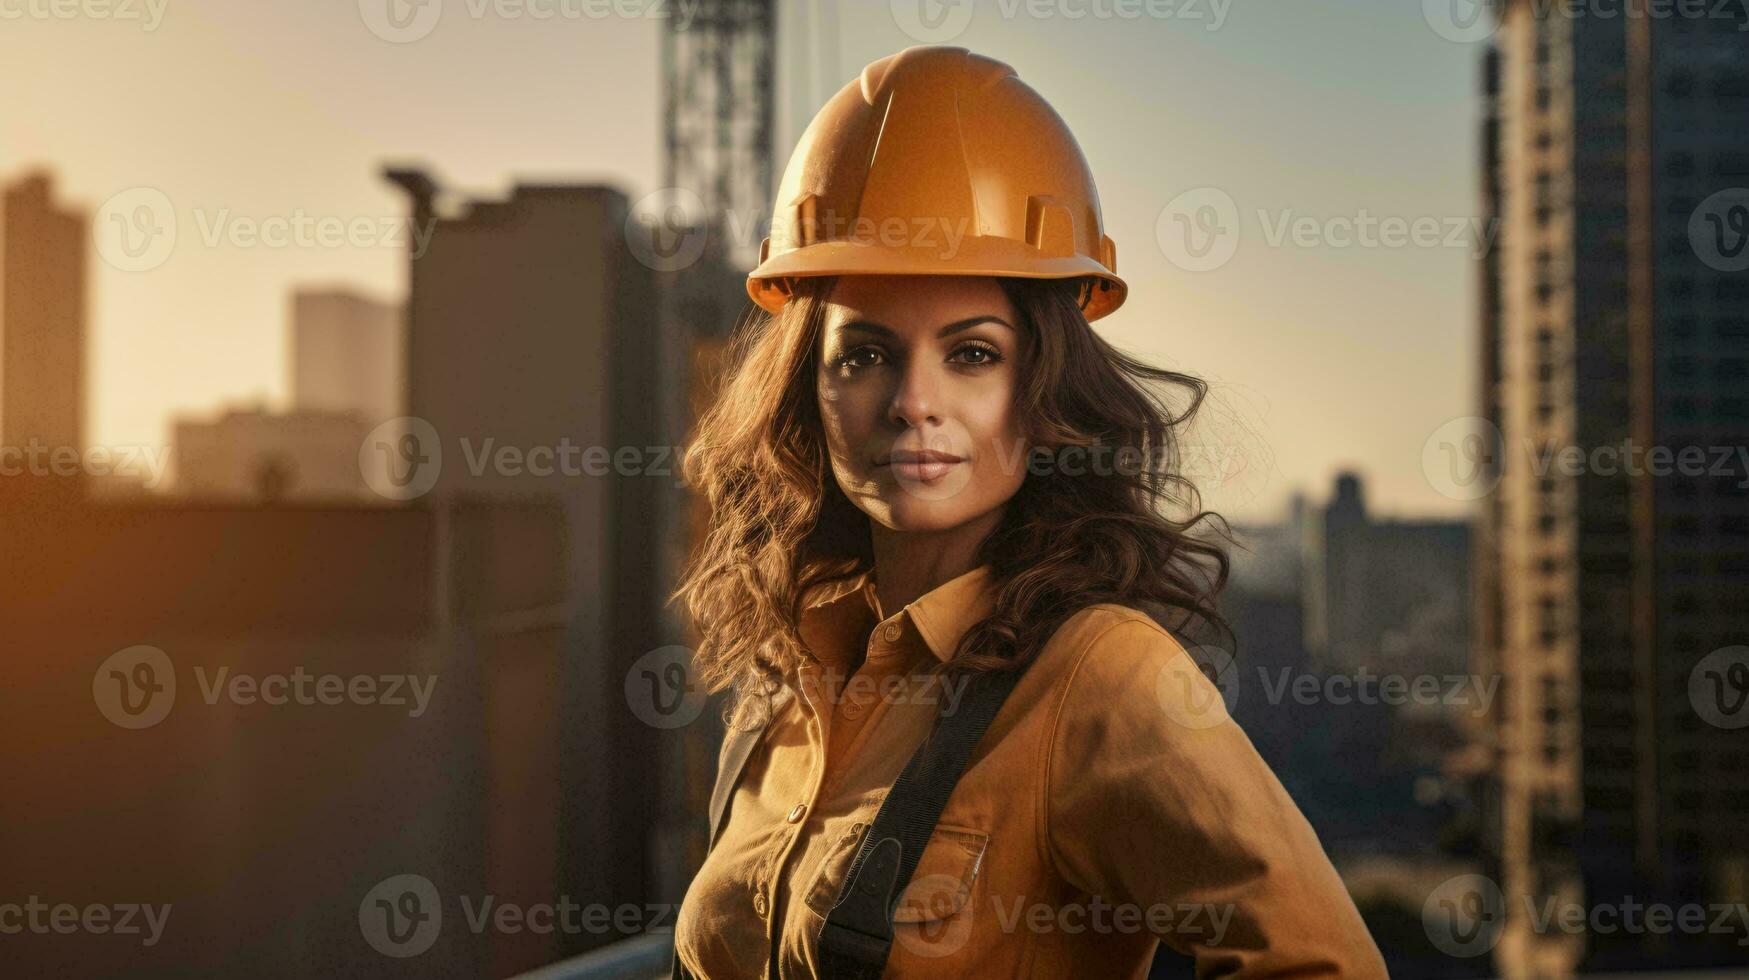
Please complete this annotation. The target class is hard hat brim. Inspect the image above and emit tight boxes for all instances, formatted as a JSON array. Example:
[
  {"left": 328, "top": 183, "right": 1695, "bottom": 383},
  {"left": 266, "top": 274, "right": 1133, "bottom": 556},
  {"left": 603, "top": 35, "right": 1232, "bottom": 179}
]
[{"left": 745, "top": 238, "right": 1127, "bottom": 323}]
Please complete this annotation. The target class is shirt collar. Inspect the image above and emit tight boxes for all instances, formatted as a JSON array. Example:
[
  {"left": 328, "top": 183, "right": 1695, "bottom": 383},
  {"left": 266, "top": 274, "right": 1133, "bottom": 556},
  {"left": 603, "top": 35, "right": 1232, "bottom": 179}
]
[{"left": 802, "top": 562, "right": 997, "bottom": 664}]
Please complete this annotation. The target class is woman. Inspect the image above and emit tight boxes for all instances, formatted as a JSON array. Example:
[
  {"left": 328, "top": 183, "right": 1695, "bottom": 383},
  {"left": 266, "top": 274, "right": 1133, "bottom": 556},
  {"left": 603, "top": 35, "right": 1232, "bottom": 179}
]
[{"left": 670, "top": 45, "right": 1386, "bottom": 979}]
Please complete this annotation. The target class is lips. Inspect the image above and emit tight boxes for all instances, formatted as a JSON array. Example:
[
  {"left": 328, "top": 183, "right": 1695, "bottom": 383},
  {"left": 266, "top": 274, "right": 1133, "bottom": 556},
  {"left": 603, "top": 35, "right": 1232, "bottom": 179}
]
[{"left": 878, "top": 449, "right": 964, "bottom": 483}]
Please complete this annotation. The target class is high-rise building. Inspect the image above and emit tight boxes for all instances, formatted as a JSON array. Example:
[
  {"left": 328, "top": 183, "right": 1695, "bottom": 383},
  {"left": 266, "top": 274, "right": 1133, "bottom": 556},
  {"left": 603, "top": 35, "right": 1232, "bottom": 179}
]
[
  {"left": 1302, "top": 472, "right": 1470, "bottom": 676},
  {"left": 1478, "top": 2, "right": 1749, "bottom": 973},
  {"left": 1, "top": 171, "right": 86, "bottom": 458},
  {"left": 383, "top": 169, "right": 676, "bottom": 968},
  {"left": 290, "top": 287, "right": 402, "bottom": 426}
]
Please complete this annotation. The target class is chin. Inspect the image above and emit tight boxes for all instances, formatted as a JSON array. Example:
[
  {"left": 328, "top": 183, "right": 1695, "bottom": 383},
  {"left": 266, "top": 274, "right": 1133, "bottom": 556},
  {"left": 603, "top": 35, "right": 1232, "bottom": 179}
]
[{"left": 863, "top": 497, "right": 983, "bottom": 534}]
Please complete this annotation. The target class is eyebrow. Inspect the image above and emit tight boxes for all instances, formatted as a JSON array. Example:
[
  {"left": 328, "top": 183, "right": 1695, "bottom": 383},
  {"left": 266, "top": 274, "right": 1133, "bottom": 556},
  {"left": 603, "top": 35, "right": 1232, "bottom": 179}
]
[{"left": 836, "top": 316, "right": 1016, "bottom": 339}]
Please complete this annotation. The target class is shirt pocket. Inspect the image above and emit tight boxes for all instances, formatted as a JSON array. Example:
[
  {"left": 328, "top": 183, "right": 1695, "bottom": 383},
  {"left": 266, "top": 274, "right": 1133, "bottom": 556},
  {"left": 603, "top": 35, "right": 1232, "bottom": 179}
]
[{"left": 803, "top": 820, "right": 991, "bottom": 923}]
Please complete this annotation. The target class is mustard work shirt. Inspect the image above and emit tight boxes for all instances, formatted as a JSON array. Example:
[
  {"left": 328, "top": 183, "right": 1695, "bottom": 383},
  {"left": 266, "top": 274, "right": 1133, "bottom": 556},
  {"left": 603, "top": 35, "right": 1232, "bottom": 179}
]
[{"left": 673, "top": 563, "right": 1387, "bottom": 978}]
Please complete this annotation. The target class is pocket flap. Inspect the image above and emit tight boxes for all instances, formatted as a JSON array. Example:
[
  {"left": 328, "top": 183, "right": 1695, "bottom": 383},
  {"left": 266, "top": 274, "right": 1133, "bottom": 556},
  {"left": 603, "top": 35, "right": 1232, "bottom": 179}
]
[
  {"left": 805, "top": 821, "right": 990, "bottom": 923},
  {"left": 805, "top": 821, "right": 870, "bottom": 917},
  {"left": 891, "top": 825, "right": 989, "bottom": 922}
]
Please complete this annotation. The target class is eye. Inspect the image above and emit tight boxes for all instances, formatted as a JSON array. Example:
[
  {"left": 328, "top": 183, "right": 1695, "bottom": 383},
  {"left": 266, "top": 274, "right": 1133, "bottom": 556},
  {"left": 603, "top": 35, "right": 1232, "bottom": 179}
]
[
  {"left": 951, "top": 341, "right": 1005, "bottom": 367},
  {"left": 833, "top": 345, "right": 886, "bottom": 370}
]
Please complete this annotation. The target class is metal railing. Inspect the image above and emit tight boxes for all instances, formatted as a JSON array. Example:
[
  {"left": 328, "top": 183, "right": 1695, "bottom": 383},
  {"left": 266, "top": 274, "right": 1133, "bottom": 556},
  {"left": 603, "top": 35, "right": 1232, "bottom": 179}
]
[{"left": 504, "top": 931, "right": 672, "bottom": 980}]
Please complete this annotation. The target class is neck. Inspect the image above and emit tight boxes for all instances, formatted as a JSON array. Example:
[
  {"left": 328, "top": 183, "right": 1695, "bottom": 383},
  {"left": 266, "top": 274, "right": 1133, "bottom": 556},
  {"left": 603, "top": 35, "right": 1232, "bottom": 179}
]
[{"left": 867, "top": 506, "right": 1002, "bottom": 619}]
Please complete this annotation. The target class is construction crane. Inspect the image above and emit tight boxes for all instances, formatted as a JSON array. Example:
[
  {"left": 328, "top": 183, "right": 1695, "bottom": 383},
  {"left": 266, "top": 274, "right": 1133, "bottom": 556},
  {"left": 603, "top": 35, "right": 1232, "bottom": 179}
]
[
  {"left": 653, "top": 0, "right": 779, "bottom": 900},
  {"left": 663, "top": 0, "right": 777, "bottom": 278}
]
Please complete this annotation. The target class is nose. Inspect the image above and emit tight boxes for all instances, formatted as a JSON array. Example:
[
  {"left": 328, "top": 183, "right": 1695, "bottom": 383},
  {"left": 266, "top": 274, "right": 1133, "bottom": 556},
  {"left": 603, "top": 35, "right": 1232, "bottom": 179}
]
[{"left": 887, "top": 357, "right": 941, "bottom": 429}]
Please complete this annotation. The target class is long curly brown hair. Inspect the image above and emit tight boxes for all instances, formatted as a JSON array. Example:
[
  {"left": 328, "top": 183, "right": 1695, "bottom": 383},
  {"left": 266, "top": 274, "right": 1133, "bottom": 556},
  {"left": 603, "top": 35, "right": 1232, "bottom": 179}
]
[{"left": 670, "top": 274, "right": 1233, "bottom": 726}]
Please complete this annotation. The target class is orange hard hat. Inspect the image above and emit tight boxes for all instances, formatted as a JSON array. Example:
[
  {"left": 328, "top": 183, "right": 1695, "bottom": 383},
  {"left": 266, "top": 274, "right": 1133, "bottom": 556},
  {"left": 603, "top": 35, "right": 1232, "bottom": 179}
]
[{"left": 747, "top": 45, "right": 1127, "bottom": 322}]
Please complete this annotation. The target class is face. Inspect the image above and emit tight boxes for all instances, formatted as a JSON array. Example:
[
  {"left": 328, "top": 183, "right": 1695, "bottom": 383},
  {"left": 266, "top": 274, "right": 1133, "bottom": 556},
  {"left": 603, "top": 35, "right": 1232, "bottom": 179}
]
[{"left": 815, "top": 274, "right": 1029, "bottom": 533}]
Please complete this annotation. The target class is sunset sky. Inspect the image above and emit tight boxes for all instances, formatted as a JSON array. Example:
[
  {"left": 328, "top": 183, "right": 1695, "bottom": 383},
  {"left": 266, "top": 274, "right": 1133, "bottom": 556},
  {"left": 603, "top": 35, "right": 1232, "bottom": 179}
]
[{"left": 1, "top": 0, "right": 1485, "bottom": 522}]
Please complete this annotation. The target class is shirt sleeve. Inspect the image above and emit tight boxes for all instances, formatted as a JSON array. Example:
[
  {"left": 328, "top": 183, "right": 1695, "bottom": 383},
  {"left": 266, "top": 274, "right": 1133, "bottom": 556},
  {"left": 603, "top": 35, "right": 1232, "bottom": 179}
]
[{"left": 1042, "top": 616, "right": 1388, "bottom": 978}]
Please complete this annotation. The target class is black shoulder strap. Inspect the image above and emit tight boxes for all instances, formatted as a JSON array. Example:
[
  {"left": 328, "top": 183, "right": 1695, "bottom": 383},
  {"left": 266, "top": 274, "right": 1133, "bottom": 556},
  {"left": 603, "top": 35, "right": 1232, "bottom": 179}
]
[
  {"left": 816, "top": 666, "right": 1024, "bottom": 979},
  {"left": 673, "top": 669, "right": 1022, "bottom": 980}
]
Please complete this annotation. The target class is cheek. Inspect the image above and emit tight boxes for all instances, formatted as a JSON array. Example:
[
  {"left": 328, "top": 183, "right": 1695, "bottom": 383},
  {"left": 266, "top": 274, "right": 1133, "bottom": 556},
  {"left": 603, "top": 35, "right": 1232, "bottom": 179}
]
[
  {"left": 816, "top": 378, "right": 870, "bottom": 454},
  {"left": 967, "top": 395, "right": 1027, "bottom": 489},
  {"left": 966, "top": 376, "right": 1023, "bottom": 445}
]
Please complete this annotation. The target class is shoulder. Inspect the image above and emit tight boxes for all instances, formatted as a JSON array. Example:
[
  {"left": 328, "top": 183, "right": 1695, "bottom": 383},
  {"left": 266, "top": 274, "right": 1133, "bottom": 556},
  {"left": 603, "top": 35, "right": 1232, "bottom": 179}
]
[
  {"left": 1032, "top": 602, "right": 1198, "bottom": 684},
  {"left": 1032, "top": 602, "right": 1233, "bottom": 735}
]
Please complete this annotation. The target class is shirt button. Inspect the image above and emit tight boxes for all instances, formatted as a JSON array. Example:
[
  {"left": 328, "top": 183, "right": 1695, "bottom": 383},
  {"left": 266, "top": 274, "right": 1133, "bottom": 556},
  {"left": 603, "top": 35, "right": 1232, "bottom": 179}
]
[
  {"left": 754, "top": 893, "right": 768, "bottom": 917},
  {"left": 883, "top": 624, "right": 900, "bottom": 642},
  {"left": 787, "top": 803, "right": 807, "bottom": 823}
]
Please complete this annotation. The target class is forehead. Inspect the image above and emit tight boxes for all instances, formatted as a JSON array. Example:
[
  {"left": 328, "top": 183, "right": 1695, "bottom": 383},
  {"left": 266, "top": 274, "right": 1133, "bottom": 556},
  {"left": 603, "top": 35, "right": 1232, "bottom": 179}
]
[{"left": 821, "top": 275, "right": 1017, "bottom": 335}]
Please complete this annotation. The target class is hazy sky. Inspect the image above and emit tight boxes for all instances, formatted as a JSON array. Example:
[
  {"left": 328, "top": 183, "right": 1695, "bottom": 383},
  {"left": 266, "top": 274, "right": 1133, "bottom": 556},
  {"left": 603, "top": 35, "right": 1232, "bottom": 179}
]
[{"left": 1, "top": 0, "right": 1486, "bottom": 522}]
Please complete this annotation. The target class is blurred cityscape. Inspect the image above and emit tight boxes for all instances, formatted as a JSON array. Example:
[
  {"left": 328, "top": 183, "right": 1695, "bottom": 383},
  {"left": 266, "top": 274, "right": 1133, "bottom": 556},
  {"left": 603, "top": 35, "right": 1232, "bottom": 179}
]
[{"left": 2, "top": 1, "right": 1748, "bottom": 978}]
